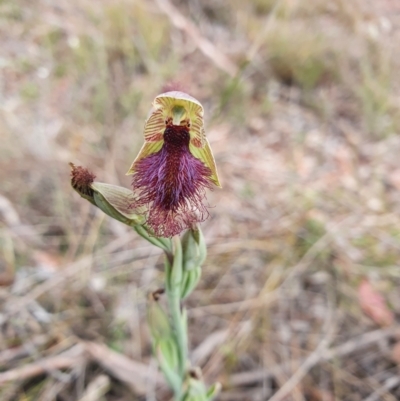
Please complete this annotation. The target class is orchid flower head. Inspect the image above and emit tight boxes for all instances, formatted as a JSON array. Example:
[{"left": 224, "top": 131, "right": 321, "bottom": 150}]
[{"left": 127, "top": 91, "right": 221, "bottom": 238}]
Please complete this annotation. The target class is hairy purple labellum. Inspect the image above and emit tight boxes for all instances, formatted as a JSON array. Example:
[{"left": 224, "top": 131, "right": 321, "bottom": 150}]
[{"left": 131, "top": 124, "right": 213, "bottom": 237}]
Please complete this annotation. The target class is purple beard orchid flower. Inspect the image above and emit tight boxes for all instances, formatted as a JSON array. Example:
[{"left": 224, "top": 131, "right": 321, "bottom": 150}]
[{"left": 127, "top": 91, "right": 221, "bottom": 238}]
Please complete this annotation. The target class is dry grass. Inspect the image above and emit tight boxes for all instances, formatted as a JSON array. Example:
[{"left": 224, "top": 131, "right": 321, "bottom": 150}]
[{"left": 2, "top": 0, "right": 400, "bottom": 400}]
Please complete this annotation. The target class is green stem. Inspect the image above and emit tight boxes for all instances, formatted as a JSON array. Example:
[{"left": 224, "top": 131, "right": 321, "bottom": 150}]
[
  {"left": 133, "top": 225, "right": 172, "bottom": 259},
  {"left": 167, "top": 236, "right": 188, "bottom": 380}
]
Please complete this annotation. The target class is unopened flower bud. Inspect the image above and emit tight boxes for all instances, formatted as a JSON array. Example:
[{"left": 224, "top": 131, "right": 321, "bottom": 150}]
[
  {"left": 182, "top": 368, "right": 209, "bottom": 401},
  {"left": 70, "top": 163, "right": 145, "bottom": 226},
  {"left": 147, "top": 292, "right": 182, "bottom": 392},
  {"left": 181, "top": 375, "right": 221, "bottom": 401},
  {"left": 206, "top": 382, "right": 222, "bottom": 401},
  {"left": 181, "top": 227, "right": 207, "bottom": 271},
  {"left": 70, "top": 163, "right": 96, "bottom": 205},
  {"left": 147, "top": 290, "right": 171, "bottom": 340}
]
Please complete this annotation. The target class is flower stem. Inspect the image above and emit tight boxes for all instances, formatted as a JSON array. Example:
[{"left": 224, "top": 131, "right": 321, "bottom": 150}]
[
  {"left": 133, "top": 225, "right": 172, "bottom": 258},
  {"left": 167, "top": 236, "right": 188, "bottom": 381}
]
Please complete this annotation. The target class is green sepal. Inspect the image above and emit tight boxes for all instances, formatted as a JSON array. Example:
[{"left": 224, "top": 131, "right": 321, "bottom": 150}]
[
  {"left": 154, "top": 91, "right": 204, "bottom": 132},
  {"left": 91, "top": 182, "right": 145, "bottom": 226},
  {"left": 156, "top": 340, "right": 182, "bottom": 395},
  {"left": 72, "top": 188, "right": 97, "bottom": 206},
  {"left": 180, "top": 266, "right": 202, "bottom": 299},
  {"left": 156, "top": 337, "right": 180, "bottom": 372}
]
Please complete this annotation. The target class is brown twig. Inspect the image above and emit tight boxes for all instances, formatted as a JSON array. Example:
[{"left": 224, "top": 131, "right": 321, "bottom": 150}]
[
  {"left": 229, "top": 325, "right": 400, "bottom": 387},
  {"left": 155, "top": 0, "right": 238, "bottom": 77},
  {"left": 0, "top": 341, "right": 165, "bottom": 397},
  {"left": 78, "top": 374, "right": 111, "bottom": 401},
  {"left": 364, "top": 377, "right": 400, "bottom": 401},
  {"left": 84, "top": 341, "right": 164, "bottom": 395},
  {"left": 0, "top": 344, "right": 85, "bottom": 385},
  {"left": 266, "top": 291, "right": 336, "bottom": 401}
]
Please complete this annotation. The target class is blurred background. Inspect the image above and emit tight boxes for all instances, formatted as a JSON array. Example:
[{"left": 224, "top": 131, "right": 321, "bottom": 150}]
[{"left": 1, "top": 0, "right": 400, "bottom": 400}]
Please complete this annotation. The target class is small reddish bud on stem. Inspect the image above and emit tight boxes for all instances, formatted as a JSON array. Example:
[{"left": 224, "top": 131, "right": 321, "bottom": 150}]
[{"left": 69, "top": 163, "right": 96, "bottom": 198}]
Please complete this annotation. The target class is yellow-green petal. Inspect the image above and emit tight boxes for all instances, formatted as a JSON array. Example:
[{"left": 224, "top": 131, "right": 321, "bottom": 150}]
[
  {"left": 143, "top": 107, "right": 165, "bottom": 142},
  {"left": 189, "top": 138, "right": 221, "bottom": 187},
  {"left": 126, "top": 141, "right": 163, "bottom": 175}
]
